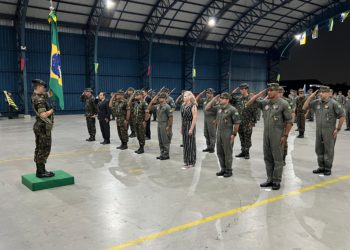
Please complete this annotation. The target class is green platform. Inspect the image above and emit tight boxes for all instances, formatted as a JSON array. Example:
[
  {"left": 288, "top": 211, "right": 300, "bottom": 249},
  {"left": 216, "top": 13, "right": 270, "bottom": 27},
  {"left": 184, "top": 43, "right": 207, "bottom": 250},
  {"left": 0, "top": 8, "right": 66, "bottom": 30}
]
[{"left": 22, "top": 170, "right": 75, "bottom": 191}]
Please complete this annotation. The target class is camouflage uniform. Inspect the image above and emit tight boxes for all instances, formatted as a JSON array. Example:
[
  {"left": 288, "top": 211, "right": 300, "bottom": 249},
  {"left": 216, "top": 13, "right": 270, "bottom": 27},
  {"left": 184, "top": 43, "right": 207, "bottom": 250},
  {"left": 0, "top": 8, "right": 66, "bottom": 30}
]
[
  {"left": 126, "top": 88, "right": 136, "bottom": 137},
  {"left": 231, "top": 93, "right": 258, "bottom": 158},
  {"left": 295, "top": 95, "right": 306, "bottom": 136},
  {"left": 31, "top": 79, "right": 55, "bottom": 178},
  {"left": 111, "top": 96, "right": 129, "bottom": 148},
  {"left": 281, "top": 96, "right": 295, "bottom": 163},
  {"left": 133, "top": 95, "right": 149, "bottom": 153},
  {"left": 32, "top": 92, "right": 53, "bottom": 165},
  {"left": 80, "top": 92, "right": 98, "bottom": 140},
  {"left": 345, "top": 95, "right": 350, "bottom": 130}
]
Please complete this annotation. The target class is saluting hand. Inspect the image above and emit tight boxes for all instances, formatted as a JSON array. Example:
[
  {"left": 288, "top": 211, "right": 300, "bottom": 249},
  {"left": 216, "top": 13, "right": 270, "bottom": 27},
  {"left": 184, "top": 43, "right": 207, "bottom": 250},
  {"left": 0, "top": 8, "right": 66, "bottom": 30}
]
[{"left": 230, "top": 134, "right": 235, "bottom": 144}]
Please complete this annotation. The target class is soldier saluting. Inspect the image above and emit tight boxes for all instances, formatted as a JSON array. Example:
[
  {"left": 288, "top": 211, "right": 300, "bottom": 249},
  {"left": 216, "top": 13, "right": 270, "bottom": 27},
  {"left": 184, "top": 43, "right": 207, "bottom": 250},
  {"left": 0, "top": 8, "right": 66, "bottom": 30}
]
[
  {"left": 31, "top": 79, "right": 55, "bottom": 178},
  {"left": 80, "top": 88, "right": 98, "bottom": 141},
  {"left": 302, "top": 86, "right": 345, "bottom": 176}
]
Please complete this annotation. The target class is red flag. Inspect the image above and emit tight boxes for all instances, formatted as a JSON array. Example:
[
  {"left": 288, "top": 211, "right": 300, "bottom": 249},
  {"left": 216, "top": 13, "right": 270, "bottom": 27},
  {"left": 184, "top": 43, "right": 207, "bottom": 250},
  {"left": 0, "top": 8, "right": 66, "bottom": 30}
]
[{"left": 147, "top": 65, "right": 151, "bottom": 76}]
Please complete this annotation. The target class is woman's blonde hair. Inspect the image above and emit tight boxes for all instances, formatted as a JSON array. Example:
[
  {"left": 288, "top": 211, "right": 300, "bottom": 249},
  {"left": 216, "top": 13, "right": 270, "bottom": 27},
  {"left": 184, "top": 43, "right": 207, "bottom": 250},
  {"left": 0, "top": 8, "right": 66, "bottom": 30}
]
[{"left": 184, "top": 91, "right": 197, "bottom": 106}]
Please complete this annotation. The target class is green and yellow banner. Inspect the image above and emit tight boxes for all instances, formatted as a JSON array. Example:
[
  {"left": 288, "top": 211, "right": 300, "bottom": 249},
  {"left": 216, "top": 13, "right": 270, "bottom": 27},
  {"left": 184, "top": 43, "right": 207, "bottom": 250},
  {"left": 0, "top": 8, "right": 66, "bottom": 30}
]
[{"left": 48, "top": 10, "right": 64, "bottom": 110}]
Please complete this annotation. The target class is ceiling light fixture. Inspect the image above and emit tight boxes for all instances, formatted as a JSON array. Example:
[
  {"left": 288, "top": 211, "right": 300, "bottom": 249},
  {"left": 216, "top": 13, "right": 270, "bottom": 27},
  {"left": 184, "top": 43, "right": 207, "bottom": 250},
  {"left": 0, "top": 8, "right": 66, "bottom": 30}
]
[
  {"left": 208, "top": 17, "right": 216, "bottom": 27},
  {"left": 105, "top": 0, "right": 115, "bottom": 9}
]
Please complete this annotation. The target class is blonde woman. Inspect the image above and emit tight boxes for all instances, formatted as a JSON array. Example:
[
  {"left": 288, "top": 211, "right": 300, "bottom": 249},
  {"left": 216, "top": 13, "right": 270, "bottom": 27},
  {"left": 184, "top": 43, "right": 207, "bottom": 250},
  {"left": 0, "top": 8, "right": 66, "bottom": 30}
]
[{"left": 181, "top": 91, "right": 198, "bottom": 169}]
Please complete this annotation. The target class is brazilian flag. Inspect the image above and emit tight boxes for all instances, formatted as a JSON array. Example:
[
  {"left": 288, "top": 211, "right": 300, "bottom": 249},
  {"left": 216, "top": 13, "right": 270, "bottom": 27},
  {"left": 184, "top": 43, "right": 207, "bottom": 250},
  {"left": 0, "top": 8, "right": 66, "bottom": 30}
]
[{"left": 48, "top": 10, "right": 64, "bottom": 110}]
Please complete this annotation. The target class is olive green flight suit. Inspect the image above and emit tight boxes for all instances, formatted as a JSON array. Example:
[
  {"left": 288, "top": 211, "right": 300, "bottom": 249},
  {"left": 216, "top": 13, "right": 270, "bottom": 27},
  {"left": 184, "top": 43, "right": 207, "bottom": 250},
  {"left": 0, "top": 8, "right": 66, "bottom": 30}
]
[
  {"left": 257, "top": 98, "right": 292, "bottom": 184},
  {"left": 310, "top": 98, "right": 344, "bottom": 171}
]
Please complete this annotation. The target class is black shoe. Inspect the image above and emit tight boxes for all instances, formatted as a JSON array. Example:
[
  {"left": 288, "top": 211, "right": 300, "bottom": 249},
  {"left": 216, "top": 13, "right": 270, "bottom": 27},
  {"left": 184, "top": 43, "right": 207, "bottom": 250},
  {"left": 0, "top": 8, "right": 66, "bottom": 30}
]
[
  {"left": 295, "top": 128, "right": 299, "bottom": 131},
  {"left": 260, "top": 181, "right": 273, "bottom": 187},
  {"left": 100, "top": 141, "right": 106, "bottom": 144},
  {"left": 160, "top": 156, "right": 169, "bottom": 160},
  {"left": 216, "top": 171, "right": 225, "bottom": 176},
  {"left": 272, "top": 183, "right": 281, "bottom": 190},
  {"left": 223, "top": 172, "right": 232, "bottom": 178},
  {"left": 202, "top": 148, "right": 210, "bottom": 152},
  {"left": 180, "top": 144, "right": 183, "bottom": 147},
  {"left": 145, "top": 137, "right": 150, "bottom": 140},
  {"left": 235, "top": 152, "right": 245, "bottom": 158},
  {"left": 129, "top": 133, "right": 136, "bottom": 138},
  {"left": 244, "top": 154, "right": 250, "bottom": 159},
  {"left": 313, "top": 168, "right": 324, "bottom": 174},
  {"left": 297, "top": 134, "right": 304, "bottom": 138},
  {"left": 156, "top": 156, "right": 161, "bottom": 160},
  {"left": 345, "top": 128, "right": 350, "bottom": 131},
  {"left": 120, "top": 144, "right": 128, "bottom": 150},
  {"left": 86, "top": 137, "right": 95, "bottom": 141},
  {"left": 324, "top": 170, "right": 332, "bottom": 176},
  {"left": 116, "top": 145, "right": 123, "bottom": 149},
  {"left": 208, "top": 149, "right": 215, "bottom": 153}
]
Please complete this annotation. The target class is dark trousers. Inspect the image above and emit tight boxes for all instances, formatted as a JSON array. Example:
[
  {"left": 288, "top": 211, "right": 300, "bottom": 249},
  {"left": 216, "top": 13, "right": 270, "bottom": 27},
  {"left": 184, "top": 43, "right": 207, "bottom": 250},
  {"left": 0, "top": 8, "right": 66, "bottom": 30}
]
[
  {"left": 99, "top": 119, "right": 110, "bottom": 142},
  {"left": 146, "top": 119, "right": 151, "bottom": 138}
]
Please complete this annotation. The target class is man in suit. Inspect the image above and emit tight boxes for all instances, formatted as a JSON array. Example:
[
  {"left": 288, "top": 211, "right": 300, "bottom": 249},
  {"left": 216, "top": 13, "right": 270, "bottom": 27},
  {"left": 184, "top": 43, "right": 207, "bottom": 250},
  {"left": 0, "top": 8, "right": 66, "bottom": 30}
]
[{"left": 98, "top": 92, "right": 111, "bottom": 144}]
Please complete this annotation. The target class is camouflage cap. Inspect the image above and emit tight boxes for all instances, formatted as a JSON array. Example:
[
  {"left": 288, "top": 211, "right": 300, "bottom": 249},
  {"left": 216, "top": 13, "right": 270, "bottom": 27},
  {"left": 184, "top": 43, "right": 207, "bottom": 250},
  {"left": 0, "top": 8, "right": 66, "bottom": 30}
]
[
  {"left": 267, "top": 82, "right": 280, "bottom": 91},
  {"left": 127, "top": 87, "right": 135, "bottom": 91},
  {"left": 134, "top": 90, "right": 143, "bottom": 95},
  {"left": 116, "top": 90, "right": 124, "bottom": 95},
  {"left": 239, "top": 83, "right": 249, "bottom": 89},
  {"left": 32, "top": 79, "right": 47, "bottom": 88},
  {"left": 220, "top": 92, "right": 231, "bottom": 99},
  {"left": 298, "top": 88, "right": 304, "bottom": 92},
  {"left": 158, "top": 92, "right": 167, "bottom": 99},
  {"left": 162, "top": 88, "right": 170, "bottom": 93},
  {"left": 319, "top": 86, "right": 331, "bottom": 92},
  {"left": 84, "top": 87, "right": 93, "bottom": 92},
  {"left": 278, "top": 86, "right": 285, "bottom": 93},
  {"left": 206, "top": 88, "right": 215, "bottom": 93}
]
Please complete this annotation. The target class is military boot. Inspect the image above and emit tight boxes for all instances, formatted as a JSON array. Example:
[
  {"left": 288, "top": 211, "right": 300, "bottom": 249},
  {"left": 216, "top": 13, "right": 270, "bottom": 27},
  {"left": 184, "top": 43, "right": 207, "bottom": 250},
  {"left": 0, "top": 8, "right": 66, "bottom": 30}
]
[
  {"left": 135, "top": 145, "right": 144, "bottom": 154},
  {"left": 244, "top": 150, "right": 250, "bottom": 159},
  {"left": 235, "top": 152, "right": 245, "bottom": 158},
  {"left": 120, "top": 143, "right": 128, "bottom": 150},
  {"left": 129, "top": 132, "right": 136, "bottom": 138},
  {"left": 36, "top": 163, "right": 55, "bottom": 178},
  {"left": 297, "top": 132, "right": 304, "bottom": 138}
]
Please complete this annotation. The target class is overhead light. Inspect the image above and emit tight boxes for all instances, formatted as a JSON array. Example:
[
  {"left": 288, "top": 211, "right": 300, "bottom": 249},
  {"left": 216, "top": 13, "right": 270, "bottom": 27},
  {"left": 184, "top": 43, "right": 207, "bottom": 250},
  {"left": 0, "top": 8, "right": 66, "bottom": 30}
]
[
  {"left": 208, "top": 17, "right": 216, "bottom": 27},
  {"left": 294, "top": 33, "right": 302, "bottom": 41},
  {"left": 105, "top": 0, "right": 115, "bottom": 9}
]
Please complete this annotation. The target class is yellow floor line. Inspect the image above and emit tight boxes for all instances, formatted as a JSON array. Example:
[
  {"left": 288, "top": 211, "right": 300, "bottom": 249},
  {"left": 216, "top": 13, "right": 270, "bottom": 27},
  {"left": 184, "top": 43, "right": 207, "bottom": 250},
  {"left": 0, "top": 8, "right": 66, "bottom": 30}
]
[{"left": 108, "top": 174, "right": 350, "bottom": 250}]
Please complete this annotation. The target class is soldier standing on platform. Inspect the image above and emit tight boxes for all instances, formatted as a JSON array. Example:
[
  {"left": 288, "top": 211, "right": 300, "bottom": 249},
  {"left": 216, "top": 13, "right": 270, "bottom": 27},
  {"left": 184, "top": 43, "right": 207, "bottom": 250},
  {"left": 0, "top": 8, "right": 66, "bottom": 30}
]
[
  {"left": 31, "top": 79, "right": 55, "bottom": 178},
  {"left": 303, "top": 86, "right": 345, "bottom": 176},
  {"left": 206, "top": 93, "right": 240, "bottom": 178},
  {"left": 231, "top": 83, "right": 258, "bottom": 159},
  {"left": 247, "top": 83, "right": 293, "bottom": 190},
  {"left": 128, "top": 90, "right": 149, "bottom": 154},
  {"left": 196, "top": 88, "right": 218, "bottom": 153},
  {"left": 110, "top": 91, "right": 129, "bottom": 150},
  {"left": 148, "top": 92, "right": 173, "bottom": 160},
  {"left": 80, "top": 88, "right": 98, "bottom": 141}
]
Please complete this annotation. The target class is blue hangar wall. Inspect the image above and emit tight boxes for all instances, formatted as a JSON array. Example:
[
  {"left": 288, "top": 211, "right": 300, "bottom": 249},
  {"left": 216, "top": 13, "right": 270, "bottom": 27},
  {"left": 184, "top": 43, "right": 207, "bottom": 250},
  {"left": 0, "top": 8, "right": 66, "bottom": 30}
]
[{"left": 0, "top": 25, "right": 268, "bottom": 114}]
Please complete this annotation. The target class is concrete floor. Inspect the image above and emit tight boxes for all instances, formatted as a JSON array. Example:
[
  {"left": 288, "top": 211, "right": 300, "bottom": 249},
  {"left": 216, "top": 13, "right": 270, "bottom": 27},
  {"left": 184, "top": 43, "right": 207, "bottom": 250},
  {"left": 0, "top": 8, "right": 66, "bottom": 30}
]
[{"left": 1, "top": 111, "right": 350, "bottom": 250}]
